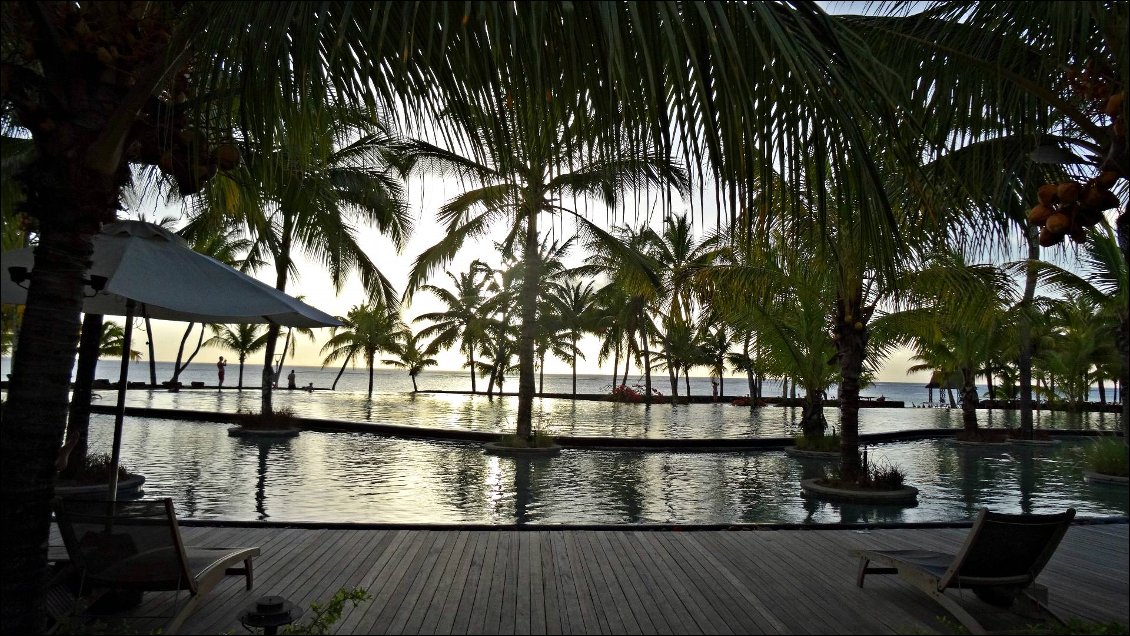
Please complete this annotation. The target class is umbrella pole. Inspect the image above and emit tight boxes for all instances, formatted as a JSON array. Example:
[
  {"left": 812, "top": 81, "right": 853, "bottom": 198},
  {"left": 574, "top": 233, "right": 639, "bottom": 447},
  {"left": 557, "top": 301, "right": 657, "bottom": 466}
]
[{"left": 107, "top": 299, "right": 135, "bottom": 501}]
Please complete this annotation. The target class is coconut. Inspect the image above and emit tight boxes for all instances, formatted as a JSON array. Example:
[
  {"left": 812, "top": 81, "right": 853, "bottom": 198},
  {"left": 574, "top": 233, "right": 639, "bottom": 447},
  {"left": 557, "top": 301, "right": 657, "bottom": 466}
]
[
  {"left": 1076, "top": 207, "right": 1104, "bottom": 227},
  {"left": 1027, "top": 204, "right": 1055, "bottom": 225},
  {"left": 1056, "top": 182, "right": 1081, "bottom": 204},
  {"left": 214, "top": 143, "right": 241, "bottom": 171},
  {"left": 1104, "top": 92, "right": 1125, "bottom": 117},
  {"left": 158, "top": 151, "right": 175, "bottom": 174},
  {"left": 1086, "top": 189, "right": 1120, "bottom": 212},
  {"left": 1037, "top": 184, "right": 1058, "bottom": 205},
  {"left": 1097, "top": 171, "right": 1120, "bottom": 188},
  {"left": 1045, "top": 212, "right": 1071, "bottom": 234},
  {"left": 853, "top": 321, "right": 864, "bottom": 331},
  {"left": 1038, "top": 227, "right": 1061, "bottom": 247}
]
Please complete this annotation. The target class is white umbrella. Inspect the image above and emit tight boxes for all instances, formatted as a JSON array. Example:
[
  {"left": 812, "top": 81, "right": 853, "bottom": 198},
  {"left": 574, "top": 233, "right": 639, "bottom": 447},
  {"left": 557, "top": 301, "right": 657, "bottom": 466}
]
[{"left": 1, "top": 220, "right": 343, "bottom": 499}]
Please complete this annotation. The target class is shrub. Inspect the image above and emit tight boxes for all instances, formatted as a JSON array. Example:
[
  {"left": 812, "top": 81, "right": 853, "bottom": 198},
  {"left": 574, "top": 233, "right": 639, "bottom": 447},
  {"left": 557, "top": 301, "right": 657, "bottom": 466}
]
[
  {"left": 608, "top": 384, "right": 642, "bottom": 403},
  {"left": 822, "top": 449, "right": 907, "bottom": 490},
  {"left": 66, "top": 453, "right": 132, "bottom": 485},
  {"left": 795, "top": 430, "right": 840, "bottom": 453},
  {"left": 234, "top": 407, "right": 300, "bottom": 430},
  {"left": 282, "top": 587, "right": 371, "bottom": 635},
  {"left": 1083, "top": 438, "right": 1129, "bottom": 478}
]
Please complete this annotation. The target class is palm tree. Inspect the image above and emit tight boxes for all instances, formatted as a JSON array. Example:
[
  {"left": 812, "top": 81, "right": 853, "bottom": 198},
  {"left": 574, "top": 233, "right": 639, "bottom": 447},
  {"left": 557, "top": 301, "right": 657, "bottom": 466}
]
[
  {"left": 320, "top": 302, "right": 404, "bottom": 399},
  {"left": 857, "top": 1, "right": 1128, "bottom": 433},
  {"left": 205, "top": 324, "right": 266, "bottom": 390},
  {"left": 98, "top": 321, "right": 141, "bottom": 362},
  {"left": 548, "top": 278, "right": 599, "bottom": 397},
  {"left": 414, "top": 261, "right": 493, "bottom": 393},
  {"left": 398, "top": 100, "right": 689, "bottom": 438},
  {"left": 383, "top": 329, "right": 438, "bottom": 393},
  {"left": 197, "top": 106, "right": 410, "bottom": 414},
  {"left": 1, "top": 4, "right": 925, "bottom": 627},
  {"left": 167, "top": 223, "right": 258, "bottom": 386}
]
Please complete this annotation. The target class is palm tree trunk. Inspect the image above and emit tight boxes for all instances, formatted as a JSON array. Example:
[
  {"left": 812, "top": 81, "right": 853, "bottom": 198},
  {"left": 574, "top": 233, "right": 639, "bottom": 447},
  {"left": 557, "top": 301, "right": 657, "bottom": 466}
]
[
  {"left": 1117, "top": 207, "right": 1130, "bottom": 445},
  {"left": 1019, "top": 226, "right": 1039, "bottom": 439},
  {"left": 142, "top": 307, "right": 157, "bottom": 386},
  {"left": 836, "top": 290, "right": 868, "bottom": 481},
  {"left": 947, "top": 387, "right": 957, "bottom": 407},
  {"left": 2, "top": 223, "right": 97, "bottom": 634},
  {"left": 262, "top": 323, "right": 281, "bottom": 414},
  {"left": 263, "top": 217, "right": 293, "bottom": 416},
  {"left": 684, "top": 367, "right": 691, "bottom": 396},
  {"left": 960, "top": 367, "right": 979, "bottom": 434},
  {"left": 621, "top": 337, "right": 633, "bottom": 388},
  {"left": 516, "top": 212, "right": 539, "bottom": 439},
  {"left": 60, "top": 313, "right": 104, "bottom": 480},
  {"left": 571, "top": 334, "right": 578, "bottom": 397},
  {"left": 411, "top": 373, "right": 418, "bottom": 392},
  {"left": 611, "top": 338, "right": 620, "bottom": 390},
  {"left": 469, "top": 350, "right": 477, "bottom": 393},
  {"left": 800, "top": 388, "right": 827, "bottom": 439},
  {"left": 538, "top": 351, "right": 545, "bottom": 395},
  {"left": 1098, "top": 377, "right": 1106, "bottom": 404},
  {"left": 367, "top": 352, "right": 375, "bottom": 399},
  {"left": 641, "top": 323, "right": 652, "bottom": 405},
  {"left": 171, "top": 323, "right": 195, "bottom": 384},
  {"left": 238, "top": 355, "right": 246, "bottom": 390}
]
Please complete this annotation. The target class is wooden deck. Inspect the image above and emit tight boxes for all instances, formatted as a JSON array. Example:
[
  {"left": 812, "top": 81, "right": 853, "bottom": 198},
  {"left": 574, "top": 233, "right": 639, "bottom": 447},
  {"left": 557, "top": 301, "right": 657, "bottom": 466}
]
[{"left": 69, "top": 522, "right": 1128, "bottom": 634}]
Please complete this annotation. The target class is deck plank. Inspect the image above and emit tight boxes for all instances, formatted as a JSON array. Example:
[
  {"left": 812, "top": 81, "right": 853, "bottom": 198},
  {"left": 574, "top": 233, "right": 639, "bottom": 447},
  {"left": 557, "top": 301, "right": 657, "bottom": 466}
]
[{"left": 82, "top": 522, "right": 1127, "bottom": 636}]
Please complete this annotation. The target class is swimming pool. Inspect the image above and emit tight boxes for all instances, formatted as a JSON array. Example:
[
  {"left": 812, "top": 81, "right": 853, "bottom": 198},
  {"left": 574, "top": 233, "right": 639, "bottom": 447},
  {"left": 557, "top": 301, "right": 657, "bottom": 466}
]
[{"left": 83, "top": 410, "right": 1128, "bottom": 525}]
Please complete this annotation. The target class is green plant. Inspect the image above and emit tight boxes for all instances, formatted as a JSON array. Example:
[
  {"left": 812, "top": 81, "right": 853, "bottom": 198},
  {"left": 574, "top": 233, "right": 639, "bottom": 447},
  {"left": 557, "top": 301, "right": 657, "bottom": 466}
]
[
  {"left": 233, "top": 408, "right": 300, "bottom": 430},
  {"left": 795, "top": 431, "right": 840, "bottom": 453},
  {"left": 61, "top": 453, "right": 132, "bottom": 485},
  {"left": 1083, "top": 438, "right": 1129, "bottom": 478},
  {"left": 823, "top": 448, "right": 907, "bottom": 490},
  {"left": 497, "top": 417, "right": 556, "bottom": 448},
  {"left": 281, "top": 587, "right": 371, "bottom": 635}
]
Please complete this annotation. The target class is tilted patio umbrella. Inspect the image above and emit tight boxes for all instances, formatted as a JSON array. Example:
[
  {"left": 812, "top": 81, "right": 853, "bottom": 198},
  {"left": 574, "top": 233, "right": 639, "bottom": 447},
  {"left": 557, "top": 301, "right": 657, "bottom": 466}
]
[{"left": 1, "top": 220, "right": 342, "bottom": 499}]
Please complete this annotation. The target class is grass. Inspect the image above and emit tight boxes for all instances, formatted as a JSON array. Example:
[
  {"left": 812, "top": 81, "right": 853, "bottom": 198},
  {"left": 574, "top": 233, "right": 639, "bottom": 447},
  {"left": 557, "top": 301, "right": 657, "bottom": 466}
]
[
  {"left": 821, "top": 451, "right": 907, "bottom": 490},
  {"left": 497, "top": 429, "right": 557, "bottom": 449},
  {"left": 60, "top": 453, "right": 133, "bottom": 485},
  {"left": 1083, "top": 438, "right": 1129, "bottom": 478},
  {"left": 794, "top": 433, "right": 840, "bottom": 453},
  {"left": 233, "top": 407, "right": 301, "bottom": 430}
]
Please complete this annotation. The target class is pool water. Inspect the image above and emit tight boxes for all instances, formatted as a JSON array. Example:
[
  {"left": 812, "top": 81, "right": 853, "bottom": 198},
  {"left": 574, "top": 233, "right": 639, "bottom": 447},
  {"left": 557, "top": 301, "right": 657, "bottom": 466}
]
[{"left": 83, "top": 407, "right": 1128, "bottom": 525}]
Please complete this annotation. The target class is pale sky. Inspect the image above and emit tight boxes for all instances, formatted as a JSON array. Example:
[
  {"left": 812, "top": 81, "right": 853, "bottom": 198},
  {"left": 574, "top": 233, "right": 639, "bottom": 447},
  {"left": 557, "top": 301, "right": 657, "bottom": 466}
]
[{"left": 118, "top": 171, "right": 939, "bottom": 384}]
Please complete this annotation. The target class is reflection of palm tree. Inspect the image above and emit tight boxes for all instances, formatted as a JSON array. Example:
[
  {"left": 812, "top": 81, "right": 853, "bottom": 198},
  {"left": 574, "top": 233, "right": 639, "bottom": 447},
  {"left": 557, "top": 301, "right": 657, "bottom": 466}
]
[
  {"left": 399, "top": 99, "right": 688, "bottom": 438},
  {"left": 321, "top": 302, "right": 404, "bottom": 399},
  {"left": 205, "top": 324, "right": 266, "bottom": 390}
]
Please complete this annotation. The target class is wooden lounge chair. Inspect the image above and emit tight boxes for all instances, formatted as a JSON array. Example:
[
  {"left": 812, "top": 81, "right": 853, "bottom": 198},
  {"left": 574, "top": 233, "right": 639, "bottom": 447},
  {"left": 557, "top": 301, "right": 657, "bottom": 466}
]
[
  {"left": 53, "top": 498, "right": 259, "bottom": 634},
  {"left": 854, "top": 507, "right": 1075, "bottom": 635}
]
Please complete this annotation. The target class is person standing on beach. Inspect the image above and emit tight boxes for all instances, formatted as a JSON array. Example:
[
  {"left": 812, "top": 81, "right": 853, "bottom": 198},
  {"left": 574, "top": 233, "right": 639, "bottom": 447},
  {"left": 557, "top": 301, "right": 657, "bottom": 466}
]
[
  {"left": 217, "top": 356, "right": 227, "bottom": 389},
  {"left": 287, "top": 369, "right": 296, "bottom": 389}
]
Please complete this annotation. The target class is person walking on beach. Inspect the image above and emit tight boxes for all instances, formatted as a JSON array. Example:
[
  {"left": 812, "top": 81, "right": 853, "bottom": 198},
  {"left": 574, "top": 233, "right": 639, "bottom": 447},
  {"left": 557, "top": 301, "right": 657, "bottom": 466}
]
[
  {"left": 287, "top": 369, "right": 297, "bottom": 389},
  {"left": 217, "top": 356, "right": 227, "bottom": 389}
]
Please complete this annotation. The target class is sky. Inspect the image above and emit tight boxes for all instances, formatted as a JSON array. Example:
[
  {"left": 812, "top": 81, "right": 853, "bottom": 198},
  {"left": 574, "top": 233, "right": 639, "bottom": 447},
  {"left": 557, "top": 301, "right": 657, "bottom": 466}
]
[
  {"left": 84, "top": 0, "right": 1079, "bottom": 385},
  {"left": 117, "top": 170, "right": 945, "bottom": 384}
]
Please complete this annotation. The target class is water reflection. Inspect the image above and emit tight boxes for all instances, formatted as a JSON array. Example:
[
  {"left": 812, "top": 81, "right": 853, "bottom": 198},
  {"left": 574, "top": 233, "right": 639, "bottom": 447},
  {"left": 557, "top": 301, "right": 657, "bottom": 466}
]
[{"left": 85, "top": 415, "right": 1129, "bottom": 525}]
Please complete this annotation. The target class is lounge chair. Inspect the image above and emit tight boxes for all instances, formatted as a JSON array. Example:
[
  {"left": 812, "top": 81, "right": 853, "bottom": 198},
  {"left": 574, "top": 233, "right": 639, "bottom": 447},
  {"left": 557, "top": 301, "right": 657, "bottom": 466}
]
[
  {"left": 854, "top": 507, "right": 1075, "bottom": 635},
  {"left": 53, "top": 498, "right": 259, "bottom": 634}
]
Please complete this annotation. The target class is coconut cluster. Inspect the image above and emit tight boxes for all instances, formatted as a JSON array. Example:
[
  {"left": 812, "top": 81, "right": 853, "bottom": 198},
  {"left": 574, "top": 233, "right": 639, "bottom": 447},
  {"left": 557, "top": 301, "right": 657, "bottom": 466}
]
[
  {"left": 126, "top": 94, "right": 242, "bottom": 196},
  {"left": 1028, "top": 174, "right": 1120, "bottom": 246}
]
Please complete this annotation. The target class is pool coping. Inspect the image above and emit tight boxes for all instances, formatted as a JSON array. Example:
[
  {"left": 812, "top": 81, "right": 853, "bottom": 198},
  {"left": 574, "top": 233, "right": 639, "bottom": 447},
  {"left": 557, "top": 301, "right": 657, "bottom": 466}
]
[
  {"left": 173, "top": 515, "right": 1129, "bottom": 532},
  {"left": 91, "top": 404, "right": 1124, "bottom": 451}
]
